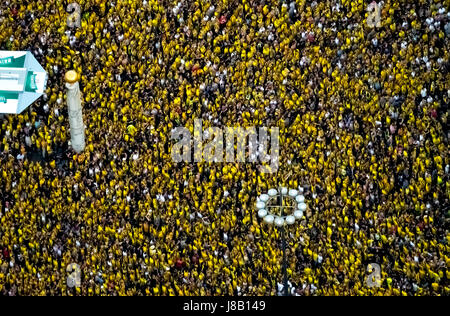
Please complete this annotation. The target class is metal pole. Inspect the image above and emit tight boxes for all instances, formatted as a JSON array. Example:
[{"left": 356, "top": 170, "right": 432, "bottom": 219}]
[
  {"left": 281, "top": 225, "right": 289, "bottom": 296},
  {"left": 279, "top": 186, "right": 289, "bottom": 296}
]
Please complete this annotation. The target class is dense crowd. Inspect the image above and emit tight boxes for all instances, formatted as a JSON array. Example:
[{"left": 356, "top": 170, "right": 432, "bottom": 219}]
[{"left": 0, "top": 0, "right": 449, "bottom": 296}]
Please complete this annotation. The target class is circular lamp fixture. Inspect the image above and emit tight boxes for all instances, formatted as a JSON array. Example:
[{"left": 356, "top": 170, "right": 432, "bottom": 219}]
[{"left": 256, "top": 187, "right": 307, "bottom": 227}]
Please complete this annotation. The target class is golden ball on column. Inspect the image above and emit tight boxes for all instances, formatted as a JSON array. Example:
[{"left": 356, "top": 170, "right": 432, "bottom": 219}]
[{"left": 65, "top": 70, "right": 79, "bottom": 83}]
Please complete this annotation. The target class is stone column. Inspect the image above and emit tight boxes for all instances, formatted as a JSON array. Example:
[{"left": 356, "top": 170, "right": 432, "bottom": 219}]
[{"left": 65, "top": 70, "right": 85, "bottom": 153}]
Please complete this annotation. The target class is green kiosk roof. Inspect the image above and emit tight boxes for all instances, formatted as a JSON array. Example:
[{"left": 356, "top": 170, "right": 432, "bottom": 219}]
[{"left": 0, "top": 51, "right": 48, "bottom": 114}]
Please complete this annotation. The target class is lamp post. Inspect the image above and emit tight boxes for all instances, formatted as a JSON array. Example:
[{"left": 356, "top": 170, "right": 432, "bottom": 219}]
[
  {"left": 256, "top": 187, "right": 307, "bottom": 296},
  {"left": 65, "top": 70, "right": 85, "bottom": 153}
]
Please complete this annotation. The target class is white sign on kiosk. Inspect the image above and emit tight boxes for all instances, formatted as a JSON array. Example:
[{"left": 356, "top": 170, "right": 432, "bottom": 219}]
[{"left": 0, "top": 51, "right": 47, "bottom": 114}]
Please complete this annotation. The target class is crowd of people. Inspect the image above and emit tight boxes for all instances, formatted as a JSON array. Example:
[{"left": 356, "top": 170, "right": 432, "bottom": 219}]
[{"left": 0, "top": 0, "right": 449, "bottom": 296}]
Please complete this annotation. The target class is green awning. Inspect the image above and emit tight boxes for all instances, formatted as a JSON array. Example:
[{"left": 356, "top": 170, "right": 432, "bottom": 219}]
[
  {"left": 25, "top": 71, "right": 38, "bottom": 92},
  {"left": 0, "top": 92, "right": 19, "bottom": 103},
  {"left": 0, "top": 55, "right": 26, "bottom": 68}
]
